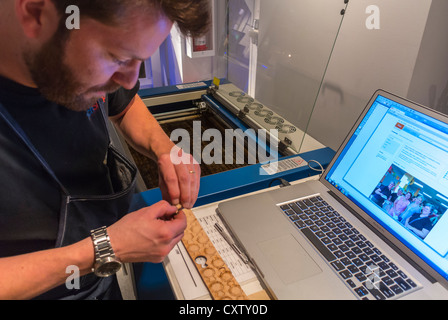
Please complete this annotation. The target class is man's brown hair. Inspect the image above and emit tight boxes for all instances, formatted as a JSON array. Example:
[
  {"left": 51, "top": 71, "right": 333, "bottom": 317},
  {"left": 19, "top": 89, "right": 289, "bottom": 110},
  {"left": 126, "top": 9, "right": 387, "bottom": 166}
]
[{"left": 51, "top": 0, "right": 211, "bottom": 37}]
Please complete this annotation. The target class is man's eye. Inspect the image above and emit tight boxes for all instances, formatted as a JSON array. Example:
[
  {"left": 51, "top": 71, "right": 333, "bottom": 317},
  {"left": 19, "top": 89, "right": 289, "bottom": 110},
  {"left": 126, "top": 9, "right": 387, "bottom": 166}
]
[{"left": 112, "top": 56, "right": 129, "bottom": 66}]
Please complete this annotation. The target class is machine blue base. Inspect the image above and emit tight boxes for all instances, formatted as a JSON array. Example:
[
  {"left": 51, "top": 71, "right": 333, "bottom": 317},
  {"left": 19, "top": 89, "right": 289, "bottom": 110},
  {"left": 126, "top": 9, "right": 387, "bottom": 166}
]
[
  {"left": 126, "top": 79, "right": 336, "bottom": 299},
  {"left": 130, "top": 147, "right": 335, "bottom": 299}
]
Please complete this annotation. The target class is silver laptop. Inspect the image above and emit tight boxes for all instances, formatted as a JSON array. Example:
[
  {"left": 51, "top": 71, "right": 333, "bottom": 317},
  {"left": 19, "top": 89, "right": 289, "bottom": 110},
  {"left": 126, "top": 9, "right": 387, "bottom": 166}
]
[{"left": 217, "top": 90, "right": 448, "bottom": 300}]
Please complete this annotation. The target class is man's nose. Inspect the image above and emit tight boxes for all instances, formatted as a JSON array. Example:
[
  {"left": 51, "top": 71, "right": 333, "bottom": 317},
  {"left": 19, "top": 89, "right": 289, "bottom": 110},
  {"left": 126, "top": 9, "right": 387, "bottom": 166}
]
[{"left": 111, "top": 60, "right": 142, "bottom": 90}]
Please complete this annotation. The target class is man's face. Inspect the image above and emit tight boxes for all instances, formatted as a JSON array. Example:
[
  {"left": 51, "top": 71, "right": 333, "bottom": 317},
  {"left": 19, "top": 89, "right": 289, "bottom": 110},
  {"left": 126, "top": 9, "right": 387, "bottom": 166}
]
[
  {"left": 422, "top": 206, "right": 431, "bottom": 216},
  {"left": 24, "top": 11, "right": 173, "bottom": 111}
]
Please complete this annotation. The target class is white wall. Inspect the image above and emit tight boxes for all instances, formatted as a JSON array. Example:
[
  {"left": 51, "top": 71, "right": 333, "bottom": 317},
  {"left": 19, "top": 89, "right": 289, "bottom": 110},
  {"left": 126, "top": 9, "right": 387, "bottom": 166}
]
[
  {"left": 306, "top": 0, "right": 433, "bottom": 151},
  {"left": 406, "top": 0, "right": 448, "bottom": 115}
]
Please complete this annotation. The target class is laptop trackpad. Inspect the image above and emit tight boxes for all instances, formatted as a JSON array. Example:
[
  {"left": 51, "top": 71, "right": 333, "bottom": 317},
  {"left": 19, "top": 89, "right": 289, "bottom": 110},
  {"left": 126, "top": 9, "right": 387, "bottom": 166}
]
[{"left": 257, "top": 234, "right": 322, "bottom": 285}]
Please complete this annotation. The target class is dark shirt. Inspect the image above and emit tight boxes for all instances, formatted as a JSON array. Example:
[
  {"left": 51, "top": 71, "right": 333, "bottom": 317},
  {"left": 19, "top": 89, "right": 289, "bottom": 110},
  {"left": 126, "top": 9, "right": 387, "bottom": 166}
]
[
  {"left": 408, "top": 213, "right": 433, "bottom": 235},
  {"left": 0, "top": 76, "right": 139, "bottom": 256},
  {"left": 372, "top": 184, "right": 392, "bottom": 206}
]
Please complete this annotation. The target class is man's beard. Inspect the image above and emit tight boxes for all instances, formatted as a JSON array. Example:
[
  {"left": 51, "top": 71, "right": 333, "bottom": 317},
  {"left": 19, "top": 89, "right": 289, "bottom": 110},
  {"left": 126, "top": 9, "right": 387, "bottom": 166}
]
[{"left": 23, "top": 28, "right": 121, "bottom": 112}]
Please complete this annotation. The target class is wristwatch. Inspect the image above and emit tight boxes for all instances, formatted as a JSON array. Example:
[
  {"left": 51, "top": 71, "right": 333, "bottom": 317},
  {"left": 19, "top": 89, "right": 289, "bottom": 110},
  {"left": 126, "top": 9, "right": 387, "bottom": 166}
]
[{"left": 90, "top": 226, "right": 122, "bottom": 277}]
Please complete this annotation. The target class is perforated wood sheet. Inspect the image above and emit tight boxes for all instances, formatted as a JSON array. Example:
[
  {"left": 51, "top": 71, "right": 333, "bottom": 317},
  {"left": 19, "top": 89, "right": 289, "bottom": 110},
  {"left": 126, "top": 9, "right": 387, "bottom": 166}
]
[{"left": 181, "top": 208, "right": 249, "bottom": 300}]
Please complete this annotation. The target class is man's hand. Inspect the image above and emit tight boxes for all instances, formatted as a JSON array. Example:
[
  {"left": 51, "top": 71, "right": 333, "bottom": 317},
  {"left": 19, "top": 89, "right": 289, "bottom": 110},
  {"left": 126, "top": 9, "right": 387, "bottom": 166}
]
[
  {"left": 107, "top": 200, "right": 187, "bottom": 263},
  {"left": 158, "top": 146, "right": 200, "bottom": 209},
  {"left": 111, "top": 94, "right": 201, "bottom": 209}
]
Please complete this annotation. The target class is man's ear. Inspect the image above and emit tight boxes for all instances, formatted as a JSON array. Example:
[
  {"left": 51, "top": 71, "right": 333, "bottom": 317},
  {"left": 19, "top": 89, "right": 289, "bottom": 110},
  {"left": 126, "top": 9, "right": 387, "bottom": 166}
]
[{"left": 15, "top": 0, "right": 58, "bottom": 39}]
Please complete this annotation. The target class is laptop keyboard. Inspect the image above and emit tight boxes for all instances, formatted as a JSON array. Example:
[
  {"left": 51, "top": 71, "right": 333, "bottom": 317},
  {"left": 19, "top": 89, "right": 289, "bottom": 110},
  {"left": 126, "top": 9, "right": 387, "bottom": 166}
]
[{"left": 279, "top": 195, "right": 420, "bottom": 300}]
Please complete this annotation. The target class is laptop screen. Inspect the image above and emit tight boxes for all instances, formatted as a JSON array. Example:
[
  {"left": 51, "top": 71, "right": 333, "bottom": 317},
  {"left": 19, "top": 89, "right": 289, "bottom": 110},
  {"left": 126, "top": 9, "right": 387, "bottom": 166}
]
[{"left": 324, "top": 91, "right": 448, "bottom": 282}]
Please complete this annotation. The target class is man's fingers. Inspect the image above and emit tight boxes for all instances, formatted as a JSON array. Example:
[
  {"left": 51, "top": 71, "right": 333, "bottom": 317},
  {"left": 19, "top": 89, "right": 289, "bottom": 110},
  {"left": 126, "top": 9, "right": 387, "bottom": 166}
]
[
  {"left": 146, "top": 200, "right": 177, "bottom": 220},
  {"left": 158, "top": 151, "right": 200, "bottom": 209},
  {"left": 158, "top": 156, "right": 180, "bottom": 205}
]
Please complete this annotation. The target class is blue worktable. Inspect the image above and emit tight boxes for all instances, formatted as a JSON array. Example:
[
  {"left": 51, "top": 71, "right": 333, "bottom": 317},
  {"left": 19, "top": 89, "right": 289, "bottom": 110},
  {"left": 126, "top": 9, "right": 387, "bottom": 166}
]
[{"left": 131, "top": 147, "right": 335, "bottom": 299}]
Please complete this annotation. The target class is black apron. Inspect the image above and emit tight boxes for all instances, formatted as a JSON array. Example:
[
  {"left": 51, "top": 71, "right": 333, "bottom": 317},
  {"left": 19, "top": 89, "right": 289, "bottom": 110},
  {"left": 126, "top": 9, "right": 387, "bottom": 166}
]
[{"left": 0, "top": 98, "right": 137, "bottom": 299}]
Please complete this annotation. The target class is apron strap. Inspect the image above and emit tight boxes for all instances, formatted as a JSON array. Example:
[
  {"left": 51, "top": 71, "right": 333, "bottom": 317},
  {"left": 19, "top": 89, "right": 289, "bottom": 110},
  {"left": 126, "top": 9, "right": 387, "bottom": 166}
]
[
  {"left": 97, "top": 95, "right": 113, "bottom": 147},
  {"left": 0, "top": 101, "right": 70, "bottom": 194}
]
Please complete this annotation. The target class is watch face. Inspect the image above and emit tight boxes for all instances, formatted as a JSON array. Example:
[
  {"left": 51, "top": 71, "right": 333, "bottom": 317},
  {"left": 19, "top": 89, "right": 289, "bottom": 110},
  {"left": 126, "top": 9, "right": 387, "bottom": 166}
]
[{"left": 95, "top": 261, "right": 122, "bottom": 277}]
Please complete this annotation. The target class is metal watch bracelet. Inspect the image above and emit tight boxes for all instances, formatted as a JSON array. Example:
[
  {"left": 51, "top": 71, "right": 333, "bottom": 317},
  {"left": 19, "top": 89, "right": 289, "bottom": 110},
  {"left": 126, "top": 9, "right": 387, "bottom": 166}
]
[{"left": 90, "top": 226, "right": 120, "bottom": 273}]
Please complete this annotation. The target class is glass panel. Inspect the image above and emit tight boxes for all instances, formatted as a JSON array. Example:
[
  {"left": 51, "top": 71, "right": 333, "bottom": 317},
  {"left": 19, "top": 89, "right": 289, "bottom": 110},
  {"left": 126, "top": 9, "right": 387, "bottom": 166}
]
[
  {"left": 226, "top": 0, "right": 257, "bottom": 93},
  {"left": 140, "top": 0, "right": 346, "bottom": 153},
  {"left": 226, "top": 0, "right": 347, "bottom": 153}
]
